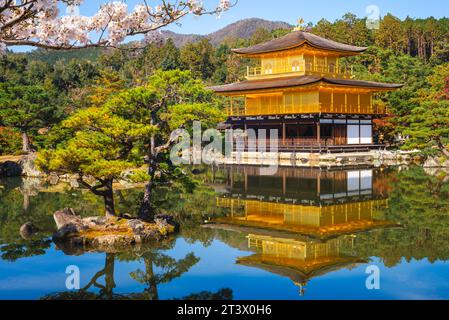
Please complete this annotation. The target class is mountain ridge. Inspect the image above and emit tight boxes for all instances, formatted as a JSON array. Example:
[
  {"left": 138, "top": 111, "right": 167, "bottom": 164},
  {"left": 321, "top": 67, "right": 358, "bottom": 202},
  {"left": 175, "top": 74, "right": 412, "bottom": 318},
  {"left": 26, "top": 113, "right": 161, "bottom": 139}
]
[{"left": 161, "top": 18, "right": 292, "bottom": 47}]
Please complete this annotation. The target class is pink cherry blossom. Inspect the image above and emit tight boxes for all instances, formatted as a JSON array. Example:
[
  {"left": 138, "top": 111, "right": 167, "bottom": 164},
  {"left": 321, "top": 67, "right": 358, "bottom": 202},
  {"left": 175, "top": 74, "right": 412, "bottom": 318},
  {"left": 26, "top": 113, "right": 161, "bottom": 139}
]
[{"left": 0, "top": 0, "right": 234, "bottom": 53}]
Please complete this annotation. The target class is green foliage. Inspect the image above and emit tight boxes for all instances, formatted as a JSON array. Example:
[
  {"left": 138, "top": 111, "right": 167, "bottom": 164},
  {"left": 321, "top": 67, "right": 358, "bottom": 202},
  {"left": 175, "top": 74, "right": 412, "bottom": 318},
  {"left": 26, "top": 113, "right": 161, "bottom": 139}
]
[
  {"left": 106, "top": 69, "right": 224, "bottom": 140},
  {"left": 0, "top": 127, "right": 22, "bottom": 155},
  {"left": 106, "top": 69, "right": 224, "bottom": 215},
  {"left": 0, "top": 54, "right": 28, "bottom": 84},
  {"left": 397, "top": 63, "right": 449, "bottom": 156},
  {"left": 160, "top": 39, "right": 184, "bottom": 71},
  {"left": 25, "top": 60, "right": 53, "bottom": 85},
  {"left": 312, "top": 13, "right": 449, "bottom": 61},
  {"left": 37, "top": 106, "right": 153, "bottom": 179},
  {"left": 51, "top": 59, "right": 100, "bottom": 92},
  {"left": 311, "top": 14, "right": 448, "bottom": 151},
  {"left": 0, "top": 83, "right": 63, "bottom": 152},
  {"left": 27, "top": 47, "right": 104, "bottom": 65},
  {"left": 0, "top": 176, "right": 107, "bottom": 261},
  {"left": 180, "top": 39, "right": 216, "bottom": 81},
  {"left": 0, "top": 84, "right": 60, "bottom": 131},
  {"left": 402, "top": 101, "right": 449, "bottom": 155},
  {"left": 314, "top": 13, "right": 373, "bottom": 47},
  {"left": 0, "top": 54, "right": 71, "bottom": 154}
]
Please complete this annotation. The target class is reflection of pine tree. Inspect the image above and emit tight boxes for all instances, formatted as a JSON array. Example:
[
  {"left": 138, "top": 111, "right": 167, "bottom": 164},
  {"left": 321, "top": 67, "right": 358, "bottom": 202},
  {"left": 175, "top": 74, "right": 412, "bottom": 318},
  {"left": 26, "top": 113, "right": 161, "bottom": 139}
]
[
  {"left": 82, "top": 253, "right": 117, "bottom": 300},
  {"left": 41, "top": 248, "right": 201, "bottom": 300},
  {"left": 0, "top": 239, "right": 52, "bottom": 262},
  {"left": 129, "top": 251, "right": 200, "bottom": 300},
  {"left": 41, "top": 253, "right": 122, "bottom": 300}
]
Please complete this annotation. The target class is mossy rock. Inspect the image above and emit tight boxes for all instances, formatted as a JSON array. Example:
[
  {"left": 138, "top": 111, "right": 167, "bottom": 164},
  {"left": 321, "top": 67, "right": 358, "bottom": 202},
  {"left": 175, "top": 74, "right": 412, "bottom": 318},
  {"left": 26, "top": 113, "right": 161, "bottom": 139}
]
[{"left": 52, "top": 208, "right": 177, "bottom": 253}]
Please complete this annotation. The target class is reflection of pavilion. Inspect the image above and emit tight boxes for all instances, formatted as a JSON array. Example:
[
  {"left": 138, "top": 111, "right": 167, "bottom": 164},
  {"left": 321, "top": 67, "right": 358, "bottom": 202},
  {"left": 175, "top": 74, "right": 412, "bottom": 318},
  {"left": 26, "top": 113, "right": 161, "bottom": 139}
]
[
  {"left": 237, "top": 234, "right": 365, "bottom": 296},
  {"left": 212, "top": 167, "right": 396, "bottom": 295},
  {"left": 216, "top": 167, "right": 394, "bottom": 238}
]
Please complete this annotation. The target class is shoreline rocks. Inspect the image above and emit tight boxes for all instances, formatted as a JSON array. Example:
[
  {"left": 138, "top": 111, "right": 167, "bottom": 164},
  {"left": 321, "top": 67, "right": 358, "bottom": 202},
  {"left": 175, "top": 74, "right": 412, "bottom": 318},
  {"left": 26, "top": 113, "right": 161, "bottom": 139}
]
[
  {"left": 0, "top": 153, "right": 44, "bottom": 178},
  {"left": 423, "top": 156, "right": 449, "bottom": 168},
  {"left": 19, "top": 153, "right": 44, "bottom": 177},
  {"left": 213, "top": 149, "right": 426, "bottom": 168},
  {"left": 1, "top": 150, "right": 447, "bottom": 180},
  {"left": 52, "top": 208, "right": 178, "bottom": 252}
]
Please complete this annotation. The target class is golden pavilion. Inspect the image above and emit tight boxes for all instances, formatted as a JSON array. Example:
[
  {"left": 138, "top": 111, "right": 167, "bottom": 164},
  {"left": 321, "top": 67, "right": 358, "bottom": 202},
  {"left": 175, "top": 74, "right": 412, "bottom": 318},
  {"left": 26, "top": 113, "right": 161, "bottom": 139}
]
[{"left": 210, "top": 30, "right": 403, "bottom": 152}]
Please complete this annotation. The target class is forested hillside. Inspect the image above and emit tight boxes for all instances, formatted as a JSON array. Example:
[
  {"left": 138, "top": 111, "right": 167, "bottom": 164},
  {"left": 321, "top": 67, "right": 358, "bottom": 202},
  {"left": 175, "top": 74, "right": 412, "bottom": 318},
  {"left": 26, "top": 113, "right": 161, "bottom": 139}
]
[{"left": 1, "top": 13, "right": 448, "bottom": 156}]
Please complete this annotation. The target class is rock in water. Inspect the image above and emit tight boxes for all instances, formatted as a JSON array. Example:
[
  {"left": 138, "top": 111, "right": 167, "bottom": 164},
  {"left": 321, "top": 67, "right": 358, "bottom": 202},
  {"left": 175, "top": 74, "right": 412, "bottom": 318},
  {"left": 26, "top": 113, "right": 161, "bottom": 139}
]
[
  {"left": 48, "top": 173, "right": 59, "bottom": 185},
  {"left": 0, "top": 161, "right": 22, "bottom": 177},
  {"left": 19, "top": 153, "right": 43, "bottom": 177},
  {"left": 53, "top": 208, "right": 87, "bottom": 239},
  {"left": 20, "top": 222, "right": 39, "bottom": 239},
  {"left": 52, "top": 208, "right": 178, "bottom": 252},
  {"left": 155, "top": 214, "right": 179, "bottom": 232},
  {"left": 53, "top": 208, "right": 78, "bottom": 229}
]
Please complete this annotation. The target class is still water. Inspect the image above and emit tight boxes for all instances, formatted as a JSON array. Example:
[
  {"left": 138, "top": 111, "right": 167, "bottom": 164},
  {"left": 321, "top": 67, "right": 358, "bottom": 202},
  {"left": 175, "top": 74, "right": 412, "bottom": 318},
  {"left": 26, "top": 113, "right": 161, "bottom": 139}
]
[{"left": 0, "top": 166, "right": 448, "bottom": 300}]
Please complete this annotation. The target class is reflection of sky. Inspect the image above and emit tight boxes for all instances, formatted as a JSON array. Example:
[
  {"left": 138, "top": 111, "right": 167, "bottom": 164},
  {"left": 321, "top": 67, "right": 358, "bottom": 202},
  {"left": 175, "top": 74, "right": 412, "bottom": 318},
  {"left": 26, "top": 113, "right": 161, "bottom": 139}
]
[{"left": 1, "top": 239, "right": 449, "bottom": 300}]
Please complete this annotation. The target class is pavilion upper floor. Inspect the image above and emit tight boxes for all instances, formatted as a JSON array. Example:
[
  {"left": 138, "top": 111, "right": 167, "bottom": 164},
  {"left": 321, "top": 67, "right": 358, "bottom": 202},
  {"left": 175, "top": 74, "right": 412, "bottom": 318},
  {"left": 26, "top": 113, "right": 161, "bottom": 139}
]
[
  {"left": 233, "top": 30, "right": 368, "bottom": 80},
  {"left": 210, "top": 77, "right": 403, "bottom": 117},
  {"left": 245, "top": 48, "right": 354, "bottom": 80}
]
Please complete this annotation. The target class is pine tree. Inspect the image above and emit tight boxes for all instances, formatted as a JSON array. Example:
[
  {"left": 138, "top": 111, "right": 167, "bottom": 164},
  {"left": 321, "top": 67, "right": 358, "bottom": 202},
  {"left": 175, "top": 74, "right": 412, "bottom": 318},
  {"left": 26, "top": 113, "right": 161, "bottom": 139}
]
[{"left": 37, "top": 107, "right": 154, "bottom": 218}]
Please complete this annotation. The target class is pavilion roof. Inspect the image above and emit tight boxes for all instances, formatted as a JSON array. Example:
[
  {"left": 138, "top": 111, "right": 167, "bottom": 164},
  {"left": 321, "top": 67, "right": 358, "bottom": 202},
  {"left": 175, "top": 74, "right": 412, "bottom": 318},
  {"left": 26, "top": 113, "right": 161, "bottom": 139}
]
[
  {"left": 237, "top": 254, "right": 366, "bottom": 282},
  {"left": 232, "top": 30, "right": 368, "bottom": 56},
  {"left": 209, "top": 75, "right": 404, "bottom": 94}
]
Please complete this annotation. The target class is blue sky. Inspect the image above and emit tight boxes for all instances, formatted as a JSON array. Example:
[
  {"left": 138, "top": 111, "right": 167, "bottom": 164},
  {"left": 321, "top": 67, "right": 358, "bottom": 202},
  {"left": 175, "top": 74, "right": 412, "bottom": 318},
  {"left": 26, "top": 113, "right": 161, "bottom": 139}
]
[
  {"left": 168, "top": 0, "right": 449, "bottom": 34},
  {"left": 75, "top": 0, "right": 449, "bottom": 35}
]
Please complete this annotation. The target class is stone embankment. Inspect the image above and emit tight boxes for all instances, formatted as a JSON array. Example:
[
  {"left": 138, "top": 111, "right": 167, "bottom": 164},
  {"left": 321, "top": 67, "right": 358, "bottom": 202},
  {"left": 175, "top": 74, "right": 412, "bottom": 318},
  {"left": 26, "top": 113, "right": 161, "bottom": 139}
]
[{"left": 212, "top": 150, "right": 426, "bottom": 168}]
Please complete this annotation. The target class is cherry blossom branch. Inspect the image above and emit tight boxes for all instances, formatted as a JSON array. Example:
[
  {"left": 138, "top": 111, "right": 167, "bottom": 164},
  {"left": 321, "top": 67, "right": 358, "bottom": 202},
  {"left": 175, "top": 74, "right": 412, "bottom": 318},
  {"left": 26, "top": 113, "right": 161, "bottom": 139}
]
[{"left": 0, "top": 0, "right": 236, "bottom": 53}]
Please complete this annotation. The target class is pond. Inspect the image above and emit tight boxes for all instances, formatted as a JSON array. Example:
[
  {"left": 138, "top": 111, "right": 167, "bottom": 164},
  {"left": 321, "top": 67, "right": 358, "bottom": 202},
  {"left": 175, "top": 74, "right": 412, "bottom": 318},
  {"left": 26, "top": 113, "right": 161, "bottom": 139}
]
[{"left": 0, "top": 166, "right": 448, "bottom": 300}]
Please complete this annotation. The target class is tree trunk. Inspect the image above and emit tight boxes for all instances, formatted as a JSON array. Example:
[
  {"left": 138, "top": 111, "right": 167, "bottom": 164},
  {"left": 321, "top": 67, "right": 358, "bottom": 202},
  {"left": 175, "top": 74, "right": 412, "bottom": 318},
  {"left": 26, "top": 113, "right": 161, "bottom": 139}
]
[
  {"left": 21, "top": 131, "right": 32, "bottom": 154},
  {"left": 103, "top": 253, "right": 116, "bottom": 299},
  {"left": 23, "top": 194, "right": 30, "bottom": 211},
  {"left": 436, "top": 138, "right": 449, "bottom": 157},
  {"left": 139, "top": 160, "right": 156, "bottom": 221},
  {"left": 144, "top": 257, "right": 159, "bottom": 300},
  {"left": 430, "top": 37, "right": 435, "bottom": 57},
  {"left": 103, "top": 180, "right": 116, "bottom": 219},
  {"left": 139, "top": 116, "right": 157, "bottom": 221}
]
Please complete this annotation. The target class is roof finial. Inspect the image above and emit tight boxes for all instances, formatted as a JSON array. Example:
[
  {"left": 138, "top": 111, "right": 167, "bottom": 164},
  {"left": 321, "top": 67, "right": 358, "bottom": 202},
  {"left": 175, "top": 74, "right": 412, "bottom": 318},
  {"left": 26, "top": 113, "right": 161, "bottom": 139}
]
[{"left": 293, "top": 18, "right": 305, "bottom": 32}]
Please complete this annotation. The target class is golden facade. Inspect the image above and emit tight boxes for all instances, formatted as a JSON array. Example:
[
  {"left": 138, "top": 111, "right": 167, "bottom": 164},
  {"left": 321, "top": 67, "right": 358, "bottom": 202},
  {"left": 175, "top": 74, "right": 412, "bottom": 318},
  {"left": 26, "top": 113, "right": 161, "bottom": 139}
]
[{"left": 210, "top": 30, "right": 403, "bottom": 151}]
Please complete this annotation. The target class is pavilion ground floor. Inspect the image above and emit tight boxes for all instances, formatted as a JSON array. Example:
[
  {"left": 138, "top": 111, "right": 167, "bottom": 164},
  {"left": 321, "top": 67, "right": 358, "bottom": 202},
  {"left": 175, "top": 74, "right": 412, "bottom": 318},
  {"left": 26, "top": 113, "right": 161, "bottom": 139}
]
[{"left": 225, "top": 113, "right": 383, "bottom": 153}]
